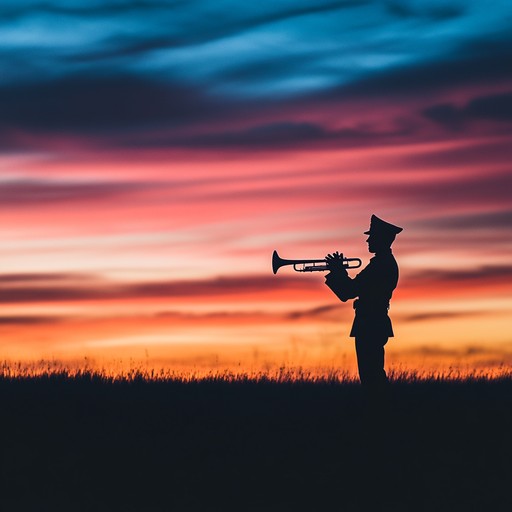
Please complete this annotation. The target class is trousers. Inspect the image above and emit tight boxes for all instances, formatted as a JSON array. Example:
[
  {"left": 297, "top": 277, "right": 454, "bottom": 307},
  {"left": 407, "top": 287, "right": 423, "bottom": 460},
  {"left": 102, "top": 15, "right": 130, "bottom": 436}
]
[{"left": 355, "top": 335, "right": 389, "bottom": 389}]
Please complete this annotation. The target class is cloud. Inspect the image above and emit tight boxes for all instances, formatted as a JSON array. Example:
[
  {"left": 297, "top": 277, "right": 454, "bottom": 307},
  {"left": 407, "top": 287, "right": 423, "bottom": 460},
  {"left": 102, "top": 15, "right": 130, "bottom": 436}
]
[
  {"left": 0, "top": 39, "right": 511, "bottom": 154},
  {"left": 125, "top": 122, "right": 332, "bottom": 149},
  {"left": 0, "top": 3, "right": 510, "bottom": 152},
  {"left": 134, "top": 121, "right": 414, "bottom": 149},
  {"left": 129, "top": 275, "right": 309, "bottom": 298},
  {"left": 0, "top": 71, "right": 381, "bottom": 150},
  {"left": 0, "top": 315, "right": 64, "bottom": 326},
  {"left": 423, "top": 92, "right": 512, "bottom": 130},
  {"left": 400, "top": 137, "right": 512, "bottom": 169},
  {"left": 217, "top": 53, "right": 313, "bottom": 83},
  {"left": 286, "top": 303, "right": 341, "bottom": 319},
  {"left": 322, "top": 40, "right": 512, "bottom": 100},
  {"left": 0, "top": 272, "right": 94, "bottom": 283},
  {"left": 418, "top": 210, "right": 512, "bottom": 231},
  {"left": 399, "top": 344, "right": 512, "bottom": 358},
  {"left": 154, "top": 307, "right": 338, "bottom": 324},
  {"left": 384, "top": 1, "right": 464, "bottom": 21},
  {"left": 0, "top": 74, "right": 221, "bottom": 133},
  {"left": 422, "top": 103, "right": 465, "bottom": 131},
  {"left": 406, "top": 265, "right": 512, "bottom": 284},
  {"left": 381, "top": 169, "right": 512, "bottom": 209},
  {"left": 403, "top": 311, "right": 485, "bottom": 322},
  {"left": 2, "top": 286, "right": 102, "bottom": 304},
  {"left": 0, "top": 273, "right": 310, "bottom": 304},
  {"left": 4, "top": 262, "right": 512, "bottom": 306},
  {"left": 468, "top": 91, "right": 512, "bottom": 122},
  {"left": 0, "top": 179, "right": 153, "bottom": 207},
  {"left": 0, "top": 307, "right": 321, "bottom": 330},
  {"left": 0, "top": 1, "right": 371, "bottom": 90},
  {"left": 0, "top": 0, "right": 512, "bottom": 143},
  {"left": 30, "top": 1, "right": 371, "bottom": 57}
]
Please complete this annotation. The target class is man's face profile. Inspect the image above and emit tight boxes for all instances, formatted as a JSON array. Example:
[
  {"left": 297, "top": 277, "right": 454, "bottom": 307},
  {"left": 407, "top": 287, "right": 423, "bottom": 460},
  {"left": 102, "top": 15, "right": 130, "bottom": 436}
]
[
  {"left": 366, "top": 235, "right": 376, "bottom": 253},
  {"left": 366, "top": 234, "right": 393, "bottom": 253}
]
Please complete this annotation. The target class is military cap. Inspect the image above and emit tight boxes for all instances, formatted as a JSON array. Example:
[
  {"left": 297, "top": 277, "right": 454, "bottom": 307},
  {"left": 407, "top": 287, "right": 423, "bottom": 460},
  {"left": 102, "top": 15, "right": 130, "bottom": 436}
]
[{"left": 364, "top": 214, "right": 403, "bottom": 236}]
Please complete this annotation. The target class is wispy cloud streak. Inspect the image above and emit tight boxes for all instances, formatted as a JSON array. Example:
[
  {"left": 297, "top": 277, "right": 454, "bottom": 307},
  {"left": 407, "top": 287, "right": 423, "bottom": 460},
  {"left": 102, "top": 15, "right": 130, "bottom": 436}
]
[{"left": 2, "top": 263, "right": 512, "bottom": 305}]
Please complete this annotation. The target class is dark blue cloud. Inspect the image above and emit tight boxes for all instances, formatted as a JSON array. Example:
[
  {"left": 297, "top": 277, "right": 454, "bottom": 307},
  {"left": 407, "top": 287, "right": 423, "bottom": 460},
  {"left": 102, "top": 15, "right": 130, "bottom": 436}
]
[
  {"left": 128, "top": 120, "right": 414, "bottom": 149},
  {"left": 0, "top": 74, "right": 220, "bottom": 132},
  {"left": 323, "top": 40, "right": 512, "bottom": 100},
  {"left": 424, "top": 92, "right": 512, "bottom": 130},
  {"left": 384, "top": 1, "right": 464, "bottom": 20},
  {"left": 0, "top": 1, "right": 511, "bottom": 150},
  {"left": 468, "top": 92, "right": 512, "bottom": 121}
]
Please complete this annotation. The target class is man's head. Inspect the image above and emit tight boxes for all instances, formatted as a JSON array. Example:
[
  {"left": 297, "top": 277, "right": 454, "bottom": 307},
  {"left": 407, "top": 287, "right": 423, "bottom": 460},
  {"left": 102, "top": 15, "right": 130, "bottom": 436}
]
[{"left": 364, "top": 215, "right": 402, "bottom": 253}]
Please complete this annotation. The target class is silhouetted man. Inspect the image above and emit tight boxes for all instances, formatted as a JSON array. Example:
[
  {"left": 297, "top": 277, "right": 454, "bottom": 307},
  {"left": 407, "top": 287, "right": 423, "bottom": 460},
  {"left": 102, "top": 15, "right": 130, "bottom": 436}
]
[{"left": 324, "top": 215, "right": 402, "bottom": 398}]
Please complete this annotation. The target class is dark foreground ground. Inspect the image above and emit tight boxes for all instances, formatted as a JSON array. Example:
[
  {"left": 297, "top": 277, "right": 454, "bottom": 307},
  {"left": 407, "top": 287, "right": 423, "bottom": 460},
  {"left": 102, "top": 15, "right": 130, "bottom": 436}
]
[{"left": 0, "top": 374, "right": 511, "bottom": 512}]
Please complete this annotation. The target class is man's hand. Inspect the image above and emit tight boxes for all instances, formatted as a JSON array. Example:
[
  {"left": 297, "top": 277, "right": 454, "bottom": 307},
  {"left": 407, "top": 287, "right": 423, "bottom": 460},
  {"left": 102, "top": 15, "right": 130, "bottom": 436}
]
[{"left": 325, "top": 251, "right": 347, "bottom": 273}]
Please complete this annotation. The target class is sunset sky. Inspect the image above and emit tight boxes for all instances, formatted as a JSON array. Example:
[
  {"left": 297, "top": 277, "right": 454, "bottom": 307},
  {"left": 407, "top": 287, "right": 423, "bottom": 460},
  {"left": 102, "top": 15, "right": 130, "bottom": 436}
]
[{"left": 1, "top": 0, "right": 512, "bottom": 373}]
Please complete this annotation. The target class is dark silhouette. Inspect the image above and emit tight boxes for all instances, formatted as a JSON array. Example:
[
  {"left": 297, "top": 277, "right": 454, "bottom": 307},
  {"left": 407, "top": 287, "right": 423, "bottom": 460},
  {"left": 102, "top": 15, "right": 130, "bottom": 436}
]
[{"left": 325, "top": 214, "right": 402, "bottom": 399}]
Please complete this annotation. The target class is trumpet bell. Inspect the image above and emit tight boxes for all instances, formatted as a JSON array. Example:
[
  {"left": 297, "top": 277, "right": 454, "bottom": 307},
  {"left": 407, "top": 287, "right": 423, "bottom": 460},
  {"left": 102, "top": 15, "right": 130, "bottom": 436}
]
[{"left": 272, "top": 250, "right": 285, "bottom": 274}]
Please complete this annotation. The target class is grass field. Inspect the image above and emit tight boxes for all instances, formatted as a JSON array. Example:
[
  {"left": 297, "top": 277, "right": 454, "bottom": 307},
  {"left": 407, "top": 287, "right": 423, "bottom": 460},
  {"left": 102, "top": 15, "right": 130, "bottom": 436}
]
[{"left": 1, "top": 366, "right": 511, "bottom": 511}]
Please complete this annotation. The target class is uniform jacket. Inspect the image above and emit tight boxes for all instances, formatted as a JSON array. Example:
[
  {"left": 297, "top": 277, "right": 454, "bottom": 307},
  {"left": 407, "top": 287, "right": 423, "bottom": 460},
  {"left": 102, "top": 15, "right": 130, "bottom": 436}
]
[{"left": 325, "top": 249, "right": 399, "bottom": 338}]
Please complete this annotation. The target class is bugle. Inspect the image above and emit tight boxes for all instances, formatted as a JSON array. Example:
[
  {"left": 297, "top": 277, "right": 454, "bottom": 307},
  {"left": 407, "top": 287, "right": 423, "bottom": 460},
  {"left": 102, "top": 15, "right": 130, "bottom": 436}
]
[{"left": 272, "top": 250, "right": 362, "bottom": 274}]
